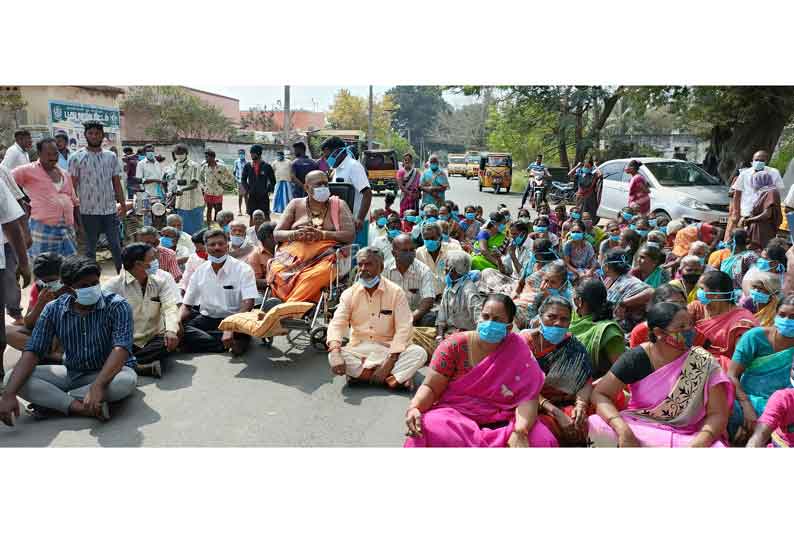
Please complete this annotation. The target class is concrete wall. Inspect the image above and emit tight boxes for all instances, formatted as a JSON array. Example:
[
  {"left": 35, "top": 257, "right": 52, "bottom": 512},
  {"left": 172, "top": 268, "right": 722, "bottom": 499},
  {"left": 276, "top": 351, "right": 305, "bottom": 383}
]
[{"left": 144, "top": 140, "right": 283, "bottom": 169}]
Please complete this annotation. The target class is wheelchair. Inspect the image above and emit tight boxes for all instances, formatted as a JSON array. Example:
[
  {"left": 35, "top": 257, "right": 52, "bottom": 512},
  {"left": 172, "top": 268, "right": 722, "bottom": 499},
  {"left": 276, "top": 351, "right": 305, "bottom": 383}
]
[{"left": 260, "top": 182, "right": 361, "bottom": 352}]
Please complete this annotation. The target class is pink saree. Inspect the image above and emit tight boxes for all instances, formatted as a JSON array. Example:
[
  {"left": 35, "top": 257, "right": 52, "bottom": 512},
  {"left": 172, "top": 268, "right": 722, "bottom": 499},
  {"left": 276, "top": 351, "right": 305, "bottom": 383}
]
[
  {"left": 588, "top": 347, "right": 735, "bottom": 447},
  {"left": 404, "top": 333, "right": 558, "bottom": 448}
]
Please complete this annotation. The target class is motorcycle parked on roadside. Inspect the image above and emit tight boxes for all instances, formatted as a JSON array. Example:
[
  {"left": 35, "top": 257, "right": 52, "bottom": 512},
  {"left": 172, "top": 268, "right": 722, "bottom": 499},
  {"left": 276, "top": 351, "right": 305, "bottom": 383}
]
[{"left": 547, "top": 179, "right": 577, "bottom": 206}]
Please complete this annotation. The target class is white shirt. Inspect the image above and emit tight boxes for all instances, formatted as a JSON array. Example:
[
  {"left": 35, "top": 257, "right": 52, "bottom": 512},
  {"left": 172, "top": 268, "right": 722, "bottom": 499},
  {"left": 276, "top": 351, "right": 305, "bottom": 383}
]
[
  {"left": 332, "top": 156, "right": 370, "bottom": 218},
  {"left": 731, "top": 166, "right": 783, "bottom": 216},
  {"left": 0, "top": 177, "right": 25, "bottom": 266},
  {"left": 136, "top": 159, "right": 164, "bottom": 198},
  {"left": 183, "top": 255, "right": 258, "bottom": 318},
  {"left": 784, "top": 184, "right": 794, "bottom": 209},
  {"left": 176, "top": 231, "right": 196, "bottom": 258},
  {"left": 272, "top": 159, "right": 292, "bottom": 181},
  {"left": 372, "top": 234, "right": 394, "bottom": 268},
  {"left": 245, "top": 225, "right": 258, "bottom": 246},
  {"left": 1, "top": 143, "right": 30, "bottom": 172},
  {"left": 0, "top": 164, "right": 24, "bottom": 200}
]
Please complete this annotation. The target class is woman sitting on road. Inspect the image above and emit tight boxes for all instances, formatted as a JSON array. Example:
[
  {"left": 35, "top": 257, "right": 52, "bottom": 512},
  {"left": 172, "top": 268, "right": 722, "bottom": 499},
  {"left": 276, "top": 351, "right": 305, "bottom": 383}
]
[
  {"left": 470, "top": 212, "right": 508, "bottom": 272},
  {"left": 562, "top": 220, "right": 598, "bottom": 284},
  {"left": 404, "top": 294, "right": 558, "bottom": 448},
  {"left": 268, "top": 170, "right": 355, "bottom": 302},
  {"left": 568, "top": 279, "right": 626, "bottom": 379},
  {"left": 629, "top": 284, "right": 687, "bottom": 347},
  {"left": 738, "top": 271, "right": 782, "bottom": 327},
  {"left": 521, "top": 296, "right": 593, "bottom": 446},
  {"left": 589, "top": 302, "right": 734, "bottom": 447},
  {"left": 525, "top": 261, "right": 572, "bottom": 324},
  {"left": 459, "top": 204, "right": 483, "bottom": 248},
  {"left": 601, "top": 247, "right": 653, "bottom": 333},
  {"left": 726, "top": 296, "right": 794, "bottom": 443},
  {"left": 630, "top": 244, "right": 670, "bottom": 288},
  {"left": 598, "top": 221, "right": 622, "bottom": 265},
  {"left": 746, "top": 387, "right": 794, "bottom": 447},
  {"left": 528, "top": 214, "right": 560, "bottom": 248}
]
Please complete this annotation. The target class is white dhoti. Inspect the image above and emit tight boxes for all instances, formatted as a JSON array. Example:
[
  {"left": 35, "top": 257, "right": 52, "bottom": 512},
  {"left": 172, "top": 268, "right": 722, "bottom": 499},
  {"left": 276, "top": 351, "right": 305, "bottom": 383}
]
[{"left": 337, "top": 341, "right": 427, "bottom": 383}]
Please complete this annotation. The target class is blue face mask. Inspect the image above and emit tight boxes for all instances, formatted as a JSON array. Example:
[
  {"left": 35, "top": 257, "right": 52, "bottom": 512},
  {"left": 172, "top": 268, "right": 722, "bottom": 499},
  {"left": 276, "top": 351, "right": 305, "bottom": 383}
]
[
  {"left": 74, "top": 284, "right": 102, "bottom": 306},
  {"left": 570, "top": 232, "right": 585, "bottom": 241},
  {"left": 159, "top": 236, "right": 174, "bottom": 249},
  {"left": 570, "top": 212, "right": 581, "bottom": 220},
  {"left": 478, "top": 320, "right": 509, "bottom": 344},
  {"left": 230, "top": 235, "right": 245, "bottom": 246},
  {"left": 445, "top": 272, "right": 461, "bottom": 288},
  {"left": 223, "top": 224, "right": 231, "bottom": 233},
  {"left": 513, "top": 235, "right": 526, "bottom": 246},
  {"left": 622, "top": 212, "right": 634, "bottom": 221},
  {"left": 498, "top": 223, "right": 506, "bottom": 233},
  {"left": 376, "top": 217, "right": 387, "bottom": 228},
  {"left": 425, "top": 216, "right": 438, "bottom": 224},
  {"left": 146, "top": 151, "right": 155, "bottom": 161},
  {"left": 146, "top": 259, "right": 160, "bottom": 275},
  {"left": 534, "top": 225, "right": 548, "bottom": 233},
  {"left": 774, "top": 316, "right": 794, "bottom": 338},
  {"left": 636, "top": 229, "right": 649, "bottom": 238},
  {"left": 405, "top": 215, "right": 420, "bottom": 224},
  {"left": 430, "top": 163, "right": 439, "bottom": 172},
  {"left": 424, "top": 239, "right": 441, "bottom": 252},
  {"left": 540, "top": 322, "right": 567, "bottom": 344},
  {"left": 358, "top": 274, "right": 380, "bottom": 289},
  {"left": 465, "top": 212, "right": 476, "bottom": 221},
  {"left": 750, "top": 289, "right": 771, "bottom": 306},
  {"left": 648, "top": 219, "right": 658, "bottom": 228},
  {"left": 610, "top": 234, "right": 621, "bottom": 242},
  {"left": 756, "top": 258, "right": 784, "bottom": 273},
  {"left": 716, "top": 241, "right": 727, "bottom": 250},
  {"left": 387, "top": 228, "right": 401, "bottom": 239},
  {"left": 451, "top": 211, "right": 459, "bottom": 221},
  {"left": 326, "top": 147, "right": 346, "bottom": 169},
  {"left": 752, "top": 160, "right": 766, "bottom": 171},
  {"left": 697, "top": 289, "right": 735, "bottom": 305},
  {"left": 580, "top": 168, "right": 591, "bottom": 175},
  {"left": 659, "top": 226, "right": 668, "bottom": 235},
  {"left": 438, "top": 215, "right": 449, "bottom": 222}
]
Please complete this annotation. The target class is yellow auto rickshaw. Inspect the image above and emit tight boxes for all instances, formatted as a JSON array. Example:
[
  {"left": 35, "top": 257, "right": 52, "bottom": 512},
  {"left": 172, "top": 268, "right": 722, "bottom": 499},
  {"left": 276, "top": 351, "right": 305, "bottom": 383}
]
[
  {"left": 362, "top": 149, "right": 398, "bottom": 194},
  {"left": 447, "top": 153, "right": 467, "bottom": 176},
  {"left": 465, "top": 151, "right": 481, "bottom": 179},
  {"left": 478, "top": 152, "right": 513, "bottom": 194}
]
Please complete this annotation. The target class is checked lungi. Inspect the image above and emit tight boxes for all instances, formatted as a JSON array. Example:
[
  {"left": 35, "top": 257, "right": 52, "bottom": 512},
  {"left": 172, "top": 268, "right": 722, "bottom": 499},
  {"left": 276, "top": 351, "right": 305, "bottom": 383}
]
[{"left": 28, "top": 218, "right": 77, "bottom": 258}]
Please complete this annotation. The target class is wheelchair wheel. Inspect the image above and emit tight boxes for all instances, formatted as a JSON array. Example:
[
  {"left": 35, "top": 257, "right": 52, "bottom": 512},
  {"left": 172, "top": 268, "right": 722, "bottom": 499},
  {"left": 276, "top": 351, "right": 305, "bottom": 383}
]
[{"left": 310, "top": 326, "right": 328, "bottom": 352}]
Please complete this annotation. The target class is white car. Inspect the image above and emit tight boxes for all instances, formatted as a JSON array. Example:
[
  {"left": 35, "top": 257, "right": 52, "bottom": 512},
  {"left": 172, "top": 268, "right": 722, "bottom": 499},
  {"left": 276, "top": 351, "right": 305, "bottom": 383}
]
[{"left": 597, "top": 157, "right": 730, "bottom": 224}]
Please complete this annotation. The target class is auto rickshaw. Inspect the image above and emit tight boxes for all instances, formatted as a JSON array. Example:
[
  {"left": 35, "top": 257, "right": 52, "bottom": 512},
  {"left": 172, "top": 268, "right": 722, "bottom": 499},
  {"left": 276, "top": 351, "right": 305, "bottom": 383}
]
[
  {"left": 447, "top": 153, "right": 467, "bottom": 176},
  {"left": 362, "top": 149, "right": 398, "bottom": 194},
  {"left": 478, "top": 152, "right": 513, "bottom": 193},
  {"left": 465, "top": 151, "right": 481, "bottom": 179}
]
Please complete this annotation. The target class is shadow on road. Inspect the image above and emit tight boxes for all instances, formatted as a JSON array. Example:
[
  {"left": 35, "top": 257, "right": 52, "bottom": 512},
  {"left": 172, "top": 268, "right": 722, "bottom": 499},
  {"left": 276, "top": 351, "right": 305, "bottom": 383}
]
[{"left": 0, "top": 389, "right": 161, "bottom": 447}]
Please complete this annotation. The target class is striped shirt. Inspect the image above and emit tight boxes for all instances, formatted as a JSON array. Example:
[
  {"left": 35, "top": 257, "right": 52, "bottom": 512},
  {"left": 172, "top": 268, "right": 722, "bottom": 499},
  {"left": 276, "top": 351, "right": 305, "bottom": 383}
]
[
  {"left": 383, "top": 259, "right": 435, "bottom": 311},
  {"left": 25, "top": 291, "right": 136, "bottom": 376},
  {"left": 68, "top": 148, "right": 122, "bottom": 215}
]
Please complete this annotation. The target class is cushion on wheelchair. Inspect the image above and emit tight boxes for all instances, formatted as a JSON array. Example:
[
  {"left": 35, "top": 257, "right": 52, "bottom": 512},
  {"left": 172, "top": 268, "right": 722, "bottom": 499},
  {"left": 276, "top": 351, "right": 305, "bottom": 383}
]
[{"left": 218, "top": 302, "right": 314, "bottom": 338}]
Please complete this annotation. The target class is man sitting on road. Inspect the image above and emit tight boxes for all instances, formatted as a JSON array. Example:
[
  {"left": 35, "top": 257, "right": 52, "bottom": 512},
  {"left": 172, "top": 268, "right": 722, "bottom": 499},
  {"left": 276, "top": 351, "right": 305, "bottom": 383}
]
[
  {"left": 326, "top": 247, "right": 427, "bottom": 390},
  {"left": 165, "top": 213, "right": 196, "bottom": 264},
  {"left": 179, "top": 228, "right": 208, "bottom": 295},
  {"left": 159, "top": 226, "right": 190, "bottom": 268},
  {"left": 246, "top": 209, "right": 267, "bottom": 245},
  {"left": 135, "top": 226, "right": 183, "bottom": 283},
  {"left": 384, "top": 234, "right": 436, "bottom": 327},
  {"left": 181, "top": 228, "right": 258, "bottom": 355},
  {"left": 5, "top": 252, "right": 66, "bottom": 363},
  {"left": 0, "top": 256, "right": 138, "bottom": 423},
  {"left": 416, "top": 221, "right": 453, "bottom": 298},
  {"left": 228, "top": 219, "right": 256, "bottom": 260},
  {"left": 105, "top": 243, "right": 192, "bottom": 378},
  {"left": 215, "top": 209, "right": 235, "bottom": 232}
]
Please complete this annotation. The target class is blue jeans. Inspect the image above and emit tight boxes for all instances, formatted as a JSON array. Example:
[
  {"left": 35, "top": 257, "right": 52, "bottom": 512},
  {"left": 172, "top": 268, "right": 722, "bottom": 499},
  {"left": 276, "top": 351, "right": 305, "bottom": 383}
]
[{"left": 81, "top": 213, "right": 123, "bottom": 271}]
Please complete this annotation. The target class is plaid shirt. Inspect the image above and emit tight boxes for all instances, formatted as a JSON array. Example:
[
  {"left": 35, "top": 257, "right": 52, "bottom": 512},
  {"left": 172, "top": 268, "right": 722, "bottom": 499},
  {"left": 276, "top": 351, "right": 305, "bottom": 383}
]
[{"left": 25, "top": 291, "right": 136, "bottom": 376}]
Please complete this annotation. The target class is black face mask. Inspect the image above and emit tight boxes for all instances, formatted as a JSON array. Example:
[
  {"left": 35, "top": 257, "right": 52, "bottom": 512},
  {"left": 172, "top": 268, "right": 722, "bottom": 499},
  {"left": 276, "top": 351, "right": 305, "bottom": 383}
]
[
  {"left": 682, "top": 273, "right": 701, "bottom": 284},
  {"left": 395, "top": 252, "right": 415, "bottom": 266}
]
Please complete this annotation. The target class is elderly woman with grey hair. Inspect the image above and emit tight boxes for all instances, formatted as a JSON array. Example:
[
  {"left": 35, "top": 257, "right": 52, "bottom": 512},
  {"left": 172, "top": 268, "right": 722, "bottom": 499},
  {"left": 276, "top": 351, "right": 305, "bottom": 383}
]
[
  {"left": 215, "top": 209, "right": 235, "bottom": 233},
  {"left": 436, "top": 250, "right": 485, "bottom": 341},
  {"left": 416, "top": 220, "right": 453, "bottom": 296}
]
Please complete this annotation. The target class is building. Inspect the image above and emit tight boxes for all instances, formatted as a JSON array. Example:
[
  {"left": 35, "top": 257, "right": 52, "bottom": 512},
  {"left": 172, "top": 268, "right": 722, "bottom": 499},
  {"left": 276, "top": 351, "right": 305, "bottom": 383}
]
[
  {"left": 0, "top": 86, "right": 124, "bottom": 148},
  {"left": 121, "top": 86, "right": 241, "bottom": 144}
]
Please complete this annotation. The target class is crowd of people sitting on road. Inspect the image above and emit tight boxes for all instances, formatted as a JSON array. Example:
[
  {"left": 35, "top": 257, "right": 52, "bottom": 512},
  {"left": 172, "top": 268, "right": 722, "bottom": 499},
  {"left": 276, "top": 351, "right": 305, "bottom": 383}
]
[{"left": 2, "top": 125, "right": 794, "bottom": 449}]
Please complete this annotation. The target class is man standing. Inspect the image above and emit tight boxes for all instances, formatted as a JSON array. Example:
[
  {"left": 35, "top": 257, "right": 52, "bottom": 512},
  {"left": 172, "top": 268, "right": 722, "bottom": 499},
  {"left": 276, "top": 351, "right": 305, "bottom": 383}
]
[
  {"left": 0, "top": 176, "right": 31, "bottom": 382},
  {"left": 326, "top": 247, "right": 426, "bottom": 390},
  {"left": 728, "top": 149, "right": 784, "bottom": 240},
  {"left": 122, "top": 146, "right": 140, "bottom": 194},
  {"left": 171, "top": 144, "right": 204, "bottom": 235},
  {"left": 0, "top": 256, "right": 137, "bottom": 423},
  {"left": 272, "top": 149, "right": 293, "bottom": 213},
  {"left": 233, "top": 149, "right": 247, "bottom": 215},
  {"left": 181, "top": 229, "right": 258, "bottom": 355},
  {"left": 54, "top": 130, "right": 71, "bottom": 170},
  {"left": 105, "top": 243, "right": 183, "bottom": 378},
  {"left": 1, "top": 129, "right": 32, "bottom": 171},
  {"left": 135, "top": 144, "right": 164, "bottom": 200},
  {"left": 12, "top": 138, "right": 80, "bottom": 258},
  {"left": 290, "top": 141, "right": 316, "bottom": 198},
  {"left": 68, "top": 120, "right": 126, "bottom": 272},
  {"left": 321, "top": 136, "right": 372, "bottom": 248},
  {"left": 241, "top": 144, "right": 274, "bottom": 223},
  {"left": 199, "top": 148, "right": 235, "bottom": 225}
]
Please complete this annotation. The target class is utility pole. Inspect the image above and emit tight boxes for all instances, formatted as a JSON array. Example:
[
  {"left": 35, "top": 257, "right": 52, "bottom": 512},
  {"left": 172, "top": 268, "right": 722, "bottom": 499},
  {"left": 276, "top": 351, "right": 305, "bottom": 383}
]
[
  {"left": 367, "top": 85, "right": 374, "bottom": 150},
  {"left": 283, "top": 85, "right": 291, "bottom": 148}
]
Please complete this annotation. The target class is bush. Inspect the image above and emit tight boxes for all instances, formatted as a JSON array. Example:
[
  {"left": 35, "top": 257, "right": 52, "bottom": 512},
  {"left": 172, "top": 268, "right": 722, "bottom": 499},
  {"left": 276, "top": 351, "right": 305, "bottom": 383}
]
[{"left": 511, "top": 170, "right": 528, "bottom": 194}]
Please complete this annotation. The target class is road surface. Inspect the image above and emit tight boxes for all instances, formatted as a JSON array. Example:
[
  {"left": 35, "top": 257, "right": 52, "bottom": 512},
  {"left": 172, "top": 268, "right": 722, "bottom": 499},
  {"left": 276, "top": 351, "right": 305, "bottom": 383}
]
[{"left": 0, "top": 180, "right": 521, "bottom": 447}]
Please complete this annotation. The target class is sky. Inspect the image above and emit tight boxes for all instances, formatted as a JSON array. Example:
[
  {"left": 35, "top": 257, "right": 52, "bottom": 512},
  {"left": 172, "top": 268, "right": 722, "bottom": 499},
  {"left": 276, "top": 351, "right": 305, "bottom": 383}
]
[{"left": 199, "top": 86, "right": 475, "bottom": 112}]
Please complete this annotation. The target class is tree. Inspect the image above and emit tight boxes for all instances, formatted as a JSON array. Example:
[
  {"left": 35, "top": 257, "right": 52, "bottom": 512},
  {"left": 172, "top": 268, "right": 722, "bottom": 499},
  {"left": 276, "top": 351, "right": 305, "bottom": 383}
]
[
  {"left": 386, "top": 86, "right": 450, "bottom": 148},
  {"left": 628, "top": 86, "right": 794, "bottom": 181},
  {"left": 240, "top": 105, "right": 276, "bottom": 131},
  {"left": 122, "top": 86, "right": 236, "bottom": 142},
  {"left": 432, "top": 103, "right": 488, "bottom": 149},
  {"left": 0, "top": 89, "right": 27, "bottom": 148}
]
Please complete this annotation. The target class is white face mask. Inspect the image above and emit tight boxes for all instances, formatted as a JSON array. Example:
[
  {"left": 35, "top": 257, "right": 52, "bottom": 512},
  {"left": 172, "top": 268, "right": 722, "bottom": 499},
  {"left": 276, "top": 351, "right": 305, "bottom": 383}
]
[{"left": 312, "top": 186, "right": 331, "bottom": 203}]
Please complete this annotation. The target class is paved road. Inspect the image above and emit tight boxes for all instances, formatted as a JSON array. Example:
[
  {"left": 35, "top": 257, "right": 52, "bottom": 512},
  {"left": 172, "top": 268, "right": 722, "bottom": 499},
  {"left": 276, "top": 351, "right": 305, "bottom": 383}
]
[{"left": 1, "top": 183, "right": 520, "bottom": 447}]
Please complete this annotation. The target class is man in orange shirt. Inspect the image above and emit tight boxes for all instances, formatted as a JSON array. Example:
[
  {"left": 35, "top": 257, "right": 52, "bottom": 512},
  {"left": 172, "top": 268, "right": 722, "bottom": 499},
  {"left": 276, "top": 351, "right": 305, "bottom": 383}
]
[{"left": 326, "top": 247, "right": 427, "bottom": 390}]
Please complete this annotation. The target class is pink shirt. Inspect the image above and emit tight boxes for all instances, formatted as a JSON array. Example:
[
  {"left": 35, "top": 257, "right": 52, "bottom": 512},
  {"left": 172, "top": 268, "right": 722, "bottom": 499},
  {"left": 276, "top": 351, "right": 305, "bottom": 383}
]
[
  {"left": 628, "top": 174, "right": 650, "bottom": 214},
  {"left": 12, "top": 162, "right": 78, "bottom": 226},
  {"left": 758, "top": 388, "right": 794, "bottom": 447}
]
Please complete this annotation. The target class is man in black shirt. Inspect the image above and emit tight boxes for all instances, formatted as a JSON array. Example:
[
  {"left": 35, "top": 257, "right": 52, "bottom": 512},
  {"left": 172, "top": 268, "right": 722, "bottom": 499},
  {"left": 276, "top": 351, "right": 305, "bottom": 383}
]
[
  {"left": 290, "top": 141, "right": 317, "bottom": 199},
  {"left": 241, "top": 144, "right": 275, "bottom": 223}
]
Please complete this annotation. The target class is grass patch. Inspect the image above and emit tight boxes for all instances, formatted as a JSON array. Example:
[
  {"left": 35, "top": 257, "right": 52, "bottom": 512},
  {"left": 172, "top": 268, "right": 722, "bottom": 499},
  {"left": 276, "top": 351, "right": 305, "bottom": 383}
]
[{"left": 511, "top": 170, "right": 528, "bottom": 194}]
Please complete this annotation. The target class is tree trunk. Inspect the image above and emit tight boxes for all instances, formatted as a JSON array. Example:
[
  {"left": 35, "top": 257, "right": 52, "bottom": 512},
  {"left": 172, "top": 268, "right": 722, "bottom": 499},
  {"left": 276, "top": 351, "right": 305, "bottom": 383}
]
[
  {"left": 582, "top": 87, "right": 625, "bottom": 162},
  {"left": 573, "top": 104, "right": 585, "bottom": 165},
  {"left": 714, "top": 112, "right": 790, "bottom": 184}
]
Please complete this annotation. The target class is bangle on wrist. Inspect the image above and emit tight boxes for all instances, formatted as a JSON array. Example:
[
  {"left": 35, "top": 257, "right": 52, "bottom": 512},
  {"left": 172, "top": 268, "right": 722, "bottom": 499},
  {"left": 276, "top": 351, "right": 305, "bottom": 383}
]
[{"left": 607, "top": 414, "right": 621, "bottom": 424}]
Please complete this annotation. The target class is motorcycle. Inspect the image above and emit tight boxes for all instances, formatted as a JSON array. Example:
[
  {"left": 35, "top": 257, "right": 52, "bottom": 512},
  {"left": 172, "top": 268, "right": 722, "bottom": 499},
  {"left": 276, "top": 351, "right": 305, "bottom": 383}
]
[
  {"left": 547, "top": 180, "right": 577, "bottom": 206},
  {"left": 529, "top": 170, "right": 547, "bottom": 209}
]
